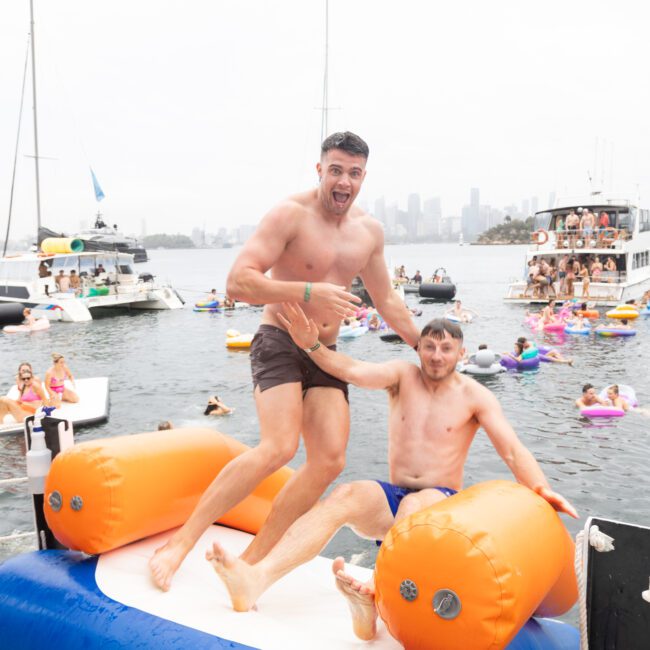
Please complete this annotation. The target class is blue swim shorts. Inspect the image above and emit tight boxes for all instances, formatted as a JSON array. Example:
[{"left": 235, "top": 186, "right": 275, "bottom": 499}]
[{"left": 374, "top": 480, "right": 457, "bottom": 546}]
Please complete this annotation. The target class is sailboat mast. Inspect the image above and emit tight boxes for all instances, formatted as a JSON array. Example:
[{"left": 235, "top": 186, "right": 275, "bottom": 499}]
[
  {"left": 29, "top": 0, "right": 42, "bottom": 232},
  {"left": 320, "top": 0, "right": 329, "bottom": 142}
]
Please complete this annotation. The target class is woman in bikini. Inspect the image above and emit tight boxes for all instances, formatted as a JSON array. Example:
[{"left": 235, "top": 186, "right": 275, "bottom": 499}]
[
  {"left": 45, "top": 353, "right": 78, "bottom": 405},
  {"left": 0, "top": 363, "right": 49, "bottom": 423}
]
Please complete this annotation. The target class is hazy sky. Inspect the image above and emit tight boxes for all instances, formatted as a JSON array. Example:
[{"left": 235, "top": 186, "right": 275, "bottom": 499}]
[{"left": 2, "top": 0, "right": 650, "bottom": 239}]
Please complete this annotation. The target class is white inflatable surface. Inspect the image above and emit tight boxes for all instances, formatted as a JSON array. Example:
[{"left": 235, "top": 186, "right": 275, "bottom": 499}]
[
  {"left": 98, "top": 524, "right": 400, "bottom": 650},
  {"left": 0, "top": 377, "right": 109, "bottom": 435}
]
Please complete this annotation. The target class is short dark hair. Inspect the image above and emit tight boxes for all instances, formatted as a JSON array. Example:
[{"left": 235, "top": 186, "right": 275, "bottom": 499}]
[
  {"left": 582, "top": 383, "right": 594, "bottom": 393},
  {"left": 420, "top": 318, "right": 463, "bottom": 341},
  {"left": 478, "top": 343, "right": 488, "bottom": 350},
  {"left": 321, "top": 132, "right": 369, "bottom": 159},
  {"left": 621, "top": 319, "right": 628, "bottom": 325},
  {"left": 516, "top": 336, "right": 527, "bottom": 346}
]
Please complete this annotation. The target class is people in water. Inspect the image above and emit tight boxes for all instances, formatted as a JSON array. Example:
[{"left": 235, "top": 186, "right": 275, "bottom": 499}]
[
  {"left": 22, "top": 307, "right": 37, "bottom": 327},
  {"left": 206, "top": 309, "right": 577, "bottom": 641},
  {"left": 158, "top": 421, "right": 174, "bottom": 430},
  {"left": 575, "top": 383, "right": 607, "bottom": 409},
  {"left": 605, "top": 384, "right": 630, "bottom": 412},
  {"left": 45, "top": 353, "right": 78, "bottom": 405},
  {"left": 204, "top": 396, "right": 234, "bottom": 416},
  {"left": 516, "top": 337, "right": 573, "bottom": 365},
  {"left": 448, "top": 299, "right": 476, "bottom": 323},
  {"left": 0, "top": 363, "right": 49, "bottom": 423},
  {"left": 149, "top": 131, "right": 421, "bottom": 591}
]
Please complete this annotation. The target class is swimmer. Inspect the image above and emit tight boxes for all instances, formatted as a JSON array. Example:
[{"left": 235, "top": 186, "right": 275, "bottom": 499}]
[
  {"left": 204, "top": 395, "right": 234, "bottom": 416},
  {"left": 575, "top": 383, "right": 607, "bottom": 409},
  {"left": 45, "top": 353, "right": 78, "bottom": 405},
  {"left": 605, "top": 385, "right": 630, "bottom": 412},
  {"left": 22, "top": 307, "right": 36, "bottom": 327},
  {"left": 158, "top": 421, "right": 174, "bottom": 430},
  {"left": 516, "top": 337, "right": 573, "bottom": 366}
]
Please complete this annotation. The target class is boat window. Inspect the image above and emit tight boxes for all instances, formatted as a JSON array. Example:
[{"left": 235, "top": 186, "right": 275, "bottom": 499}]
[
  {"left": 50, "top": 256, "right": 79, "bottom": 272},
  {"left": 640, "top": 209, "right": 650, "bottom": 233},
  {"left": 118, "top": 264, "right": 134, "bottom": 274},
  {"left": 78, "top": 256, "right": 97, "bottom": 276},
  {"left": 617, "top": 208, "right": 634, "bottom": 233},
  {"left": 534, "top": 212, "right": 552, "bottom": 230}
]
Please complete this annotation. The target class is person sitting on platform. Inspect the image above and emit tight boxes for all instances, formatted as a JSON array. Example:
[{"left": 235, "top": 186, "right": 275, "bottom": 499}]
[{"left": 206, "top": 309, "right": 577, "bottom": 641}]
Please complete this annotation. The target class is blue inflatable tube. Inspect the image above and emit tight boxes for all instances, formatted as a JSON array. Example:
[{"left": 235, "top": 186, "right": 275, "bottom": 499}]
[
  {"left": 564, "top": 325, "right": 590, "bottom": 335},
  {"left": 0, "top": 550, "right": 578, "bottom": 649}
]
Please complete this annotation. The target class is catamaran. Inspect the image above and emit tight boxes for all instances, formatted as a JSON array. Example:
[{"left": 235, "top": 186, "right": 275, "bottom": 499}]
[{"left": 504, "top": 192, "right": 650, "bottom": 305}]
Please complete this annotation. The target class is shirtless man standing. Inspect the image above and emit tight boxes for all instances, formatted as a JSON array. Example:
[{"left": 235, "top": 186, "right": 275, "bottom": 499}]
[
  {"left": 149, "top": 132, "right": 421, "bottom": 590},
  {"left": 207, "top": 309, "right": 577, "bottom": 641}
]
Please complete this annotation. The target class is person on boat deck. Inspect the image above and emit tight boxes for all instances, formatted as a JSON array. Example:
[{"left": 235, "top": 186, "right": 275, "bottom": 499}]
[
  {"left": 606, "top": 385, "right": 630, "bottom": 412},
  {"left": 411, "top": 270, "right": 422, "bottom": 284},
  {"left": 516, "top": 336, "right": 573, "bottom": 365},
  {"left": 206, "top": 310, "right": 577, "bottom": 640},
  {"left": 94, "top": 264, "right": 106, "bottom": 277},
  {"left": 149, "top": 131, "right": 421, "bottom": 592},
  {"left": 38, "top": 261, "right": 49, "bottom": 278},
  {"left": 0, "top": 363, "right": 48, "bottom": 423},
  {"left": 69, "top": 270, "right": 81, "bottom": 295},
  {"left": 204, "top": 395, "right": 234, "bottom": 416},
  {"left": 576, "top": 383, "right": 607, "bottom": 409},
  {"left": 45, "top": 353, "right": 78, "bottom": 406},
  {"left": 55, "top": 269, "right": 70, "bottom": 293}
]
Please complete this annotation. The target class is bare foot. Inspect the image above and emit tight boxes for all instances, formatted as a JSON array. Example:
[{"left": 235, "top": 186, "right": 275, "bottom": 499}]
[
  {"left": 332, "top": 557, "right": 377, "bottom": 641},
  {"left": 206, "top": 541, "right": 262, "bottom": 612},
  {"left": 149, "top": 540, "right": 190, "bottom": 591}
]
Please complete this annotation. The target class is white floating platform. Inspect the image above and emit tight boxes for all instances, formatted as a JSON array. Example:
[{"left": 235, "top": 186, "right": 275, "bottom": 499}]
[{"left": 0, "top": 377, "right": 110, "bottom": 436}]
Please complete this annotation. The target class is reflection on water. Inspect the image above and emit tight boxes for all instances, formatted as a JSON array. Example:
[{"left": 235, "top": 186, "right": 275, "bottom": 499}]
[{"left": 1, "top": 244, "right": 649, "bottom": 576}]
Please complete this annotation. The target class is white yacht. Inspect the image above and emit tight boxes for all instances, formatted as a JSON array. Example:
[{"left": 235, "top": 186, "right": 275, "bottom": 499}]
[
  {"left": 0, "top": 250, "right": 183, "bottom": 322},
  {"left": 504, "top": 193, "right": 650, "bottom": 305}
]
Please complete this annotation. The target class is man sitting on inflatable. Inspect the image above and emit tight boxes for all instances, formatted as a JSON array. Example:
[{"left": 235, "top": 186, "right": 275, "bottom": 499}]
[{"left": 207, "top": 307, "right": 578, "bottom": 641}]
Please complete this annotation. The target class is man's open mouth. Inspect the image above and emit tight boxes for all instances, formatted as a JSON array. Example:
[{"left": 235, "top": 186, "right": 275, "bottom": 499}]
[{"left": 332, "top": 191, "right": 350, "bottom": 205}]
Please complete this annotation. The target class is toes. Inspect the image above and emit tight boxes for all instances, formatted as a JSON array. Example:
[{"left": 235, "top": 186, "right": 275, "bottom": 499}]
[{"left": 332, "top": 556, "right": 345, "bottom": 576}]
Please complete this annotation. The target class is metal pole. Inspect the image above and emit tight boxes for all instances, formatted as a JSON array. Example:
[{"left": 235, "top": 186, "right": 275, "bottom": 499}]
[
  {"left": 29, "top": 0, "right": 42, "bottom": 232},
  {"left": 320, "top": 0, "right": 329, "bottom": 143}
]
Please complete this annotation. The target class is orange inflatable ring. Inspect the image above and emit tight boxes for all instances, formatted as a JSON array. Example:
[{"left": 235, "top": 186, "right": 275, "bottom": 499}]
[
  {"left": 374, "top": 480, "right": 577, "bottom": 650},
  {"left": 531, "top": 228, "right": 549, "bottom": 245},
  {"left": 577, "top": 309, "right": 599, "bottom": 319},
  {"left": 44, "top": 428, "right": 292, "bottom": 554}
]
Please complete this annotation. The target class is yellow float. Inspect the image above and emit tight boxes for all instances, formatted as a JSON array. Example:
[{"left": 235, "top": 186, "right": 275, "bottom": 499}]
[
  {"left": 605, "top": 305, "right": 639, "bottom": 320},
  {"left": 226, "top": 328, "right": 254, "bottom": 349},
  {"left": 40, "top": 237, "right": 85, "bottom": 254}
]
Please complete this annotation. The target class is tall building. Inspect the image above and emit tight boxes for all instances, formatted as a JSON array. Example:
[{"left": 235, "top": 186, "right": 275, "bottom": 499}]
[
  {"left": 530, "top": 196, "right": 539, "bottom": 216},
  {"left": 461, "top": 187, "right": 480, "bottom": 241},
  {"left": 407, "top": 193, "right": 421, "bottom": 239},
  {"left": 521, "top": 199, "right": 530, "bottom": 218},
  {"left": 374, "top": 197, "right": 386, "bottom": 225},
  {"left": 423, "top": 197, "right": 442, "bottom": 239}
]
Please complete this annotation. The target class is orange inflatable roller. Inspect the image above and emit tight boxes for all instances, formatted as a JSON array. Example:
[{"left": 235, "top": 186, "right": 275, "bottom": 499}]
[
  {"left": 43, "top": 428, "right": 292, "bottom": 554},
  {"left": 374, "top": 480, "right": 577, "bottom": 650}
]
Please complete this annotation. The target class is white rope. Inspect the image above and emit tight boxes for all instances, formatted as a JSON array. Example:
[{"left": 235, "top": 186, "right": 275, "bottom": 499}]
[
  {"left": 575, "top": 525, "right": 616, "bottom": 650},
  {"left": 0, "top": 477, "right": 27, "bottom": 487},
  {"left": 574, "top": 530, "right": 589, "bottom": 650}
]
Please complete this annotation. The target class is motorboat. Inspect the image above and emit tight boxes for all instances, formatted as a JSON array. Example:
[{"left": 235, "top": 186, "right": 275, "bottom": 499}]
[
  {"left": 0, "top": 250, "right": 183, "bottom": 322},
  {"left": 418, "top": 267, "right": 457, "bottom": 302},
  {"left": 504, "top": 192, "right": 650, "bottom": 306}
]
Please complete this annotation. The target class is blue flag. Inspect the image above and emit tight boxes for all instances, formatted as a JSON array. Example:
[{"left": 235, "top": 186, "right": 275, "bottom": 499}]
[{"left": 90, "top": 168, "right": 105, "bottom": 202}]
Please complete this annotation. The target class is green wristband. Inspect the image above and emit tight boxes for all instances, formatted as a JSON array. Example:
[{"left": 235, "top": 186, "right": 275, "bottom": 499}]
[
  {"left": 304, "top": 281, "right": 312, "bottom": 302},
  {"left": 305, "top": 341, "right": 321, "bottom": 353}
]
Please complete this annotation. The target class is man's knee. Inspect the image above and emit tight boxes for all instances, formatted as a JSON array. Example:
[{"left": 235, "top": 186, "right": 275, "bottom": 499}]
[
  {"left": 257, "top": 439, "right": 299, "bottom": 473},
  {"left": 309, "top": 450, "right": 346, "bottom": 482}
]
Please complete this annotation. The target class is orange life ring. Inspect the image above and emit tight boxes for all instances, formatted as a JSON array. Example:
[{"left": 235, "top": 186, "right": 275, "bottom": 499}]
[{"left": 531, "top": 228, "right": 549, "bottom": 245}]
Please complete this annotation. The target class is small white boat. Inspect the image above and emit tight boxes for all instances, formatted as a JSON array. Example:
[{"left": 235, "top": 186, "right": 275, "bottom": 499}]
[{"left": 0, "top": 377, "right": 110, "bottom": 435}]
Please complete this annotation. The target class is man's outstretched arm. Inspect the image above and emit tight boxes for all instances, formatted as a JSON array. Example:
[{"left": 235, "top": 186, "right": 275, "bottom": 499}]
[
  {"left": 279, "top": 303, "right": 406, "bottom": 390},
  {"left": 475, "top": 387, "right": 579, "bottom": 518}
]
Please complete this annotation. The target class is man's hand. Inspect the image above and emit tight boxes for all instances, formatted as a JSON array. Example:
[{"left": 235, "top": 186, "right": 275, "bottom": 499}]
[
  {"left": 534, "top": 485, "right": 579, "bottom": 519},
  {"left": 310, "top": 283, "right": 361, "bottom": 319},
  {"left": 278, "top": 303, "right": 320, "bottom": 349}
]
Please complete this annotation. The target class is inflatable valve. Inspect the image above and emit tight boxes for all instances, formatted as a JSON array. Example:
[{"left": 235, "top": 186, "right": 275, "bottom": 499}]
[{"left": 26, "top": 408, "right": 54, "bottom": 495}]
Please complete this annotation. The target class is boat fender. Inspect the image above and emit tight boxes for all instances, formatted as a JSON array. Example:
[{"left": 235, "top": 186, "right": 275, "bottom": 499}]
[
  {"left": 43, "top": 429, "right": 292, "bottom": 554},
  {"left": 374, "top": 480, "right": 577, "bottom": 649}
]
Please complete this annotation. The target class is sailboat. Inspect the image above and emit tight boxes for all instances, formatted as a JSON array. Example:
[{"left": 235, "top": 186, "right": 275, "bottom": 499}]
[
  {"left": 459, "top": 232, "right": 465, "bottom": 246},
  {"left": 0, "top": 0, "right": 181, "bottom": 321}
]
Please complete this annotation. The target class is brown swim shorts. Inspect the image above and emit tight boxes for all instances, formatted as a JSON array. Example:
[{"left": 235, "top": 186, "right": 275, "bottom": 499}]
[{"left": 250, "top": 324, "right": 348, "bottom": 400}]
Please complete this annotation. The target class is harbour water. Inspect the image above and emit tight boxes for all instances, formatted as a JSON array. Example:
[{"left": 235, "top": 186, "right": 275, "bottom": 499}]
[{"left": 1, "top": 242, "right": 649, "bottom": 575}]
